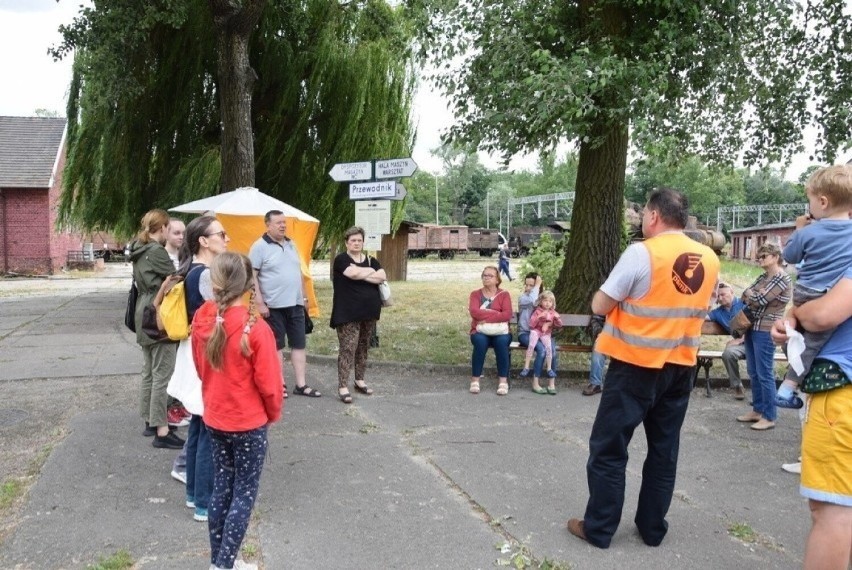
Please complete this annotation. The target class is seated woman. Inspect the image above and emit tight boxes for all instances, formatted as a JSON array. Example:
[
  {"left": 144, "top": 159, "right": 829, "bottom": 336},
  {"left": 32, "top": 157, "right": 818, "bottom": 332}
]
[{"left": 468, "top": 265, "right": 513, "bottom": 395}]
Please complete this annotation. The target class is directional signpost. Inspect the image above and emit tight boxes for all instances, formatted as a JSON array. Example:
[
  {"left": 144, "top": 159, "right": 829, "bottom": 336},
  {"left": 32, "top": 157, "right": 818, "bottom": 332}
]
[
  {"left": 391, "top": 182, "right": 407, "bottom": 201},
  {"left": 328, "top": 161, "right": 373, "bottom": 182},
  {"left": 329, "top": 157, "right": 418, "bottom": 251},
  {"left": 375, "top": 158, "right": 418, "bottom": 179},
  {"left": 349, "top": 180, "right": 396, "bottom": 200}
]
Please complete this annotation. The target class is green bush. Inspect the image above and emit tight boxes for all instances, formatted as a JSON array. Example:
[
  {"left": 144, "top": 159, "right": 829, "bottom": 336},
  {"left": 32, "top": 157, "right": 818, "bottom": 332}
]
[{"left": 519, "top": 233, "right": 567, "bottom": 288}]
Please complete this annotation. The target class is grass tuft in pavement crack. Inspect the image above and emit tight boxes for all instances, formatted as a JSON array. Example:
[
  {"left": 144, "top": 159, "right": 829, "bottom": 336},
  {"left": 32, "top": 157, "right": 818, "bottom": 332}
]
[{"left": 86, "top": 549, "right": 133, "bottom": 569}]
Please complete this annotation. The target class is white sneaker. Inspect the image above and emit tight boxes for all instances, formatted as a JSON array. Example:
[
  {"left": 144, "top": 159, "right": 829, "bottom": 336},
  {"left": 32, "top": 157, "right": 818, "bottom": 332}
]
[
  {"left": 170, "top": 469, "right": 186, "bottom": 484},
  {"left": 233, "top": 561, "right": 258, "bottom": 570},
  {"left": 781, "top": 462, "right": 802, "bottom": 474}
]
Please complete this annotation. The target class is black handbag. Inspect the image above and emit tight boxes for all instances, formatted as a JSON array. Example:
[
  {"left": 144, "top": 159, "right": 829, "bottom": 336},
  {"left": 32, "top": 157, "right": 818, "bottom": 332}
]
[
  {"left": 124, "top": 281, "right": 138, "bottom": 332},
  {"left": 141, "top": 304, "right": 167, "bottom": 341}
]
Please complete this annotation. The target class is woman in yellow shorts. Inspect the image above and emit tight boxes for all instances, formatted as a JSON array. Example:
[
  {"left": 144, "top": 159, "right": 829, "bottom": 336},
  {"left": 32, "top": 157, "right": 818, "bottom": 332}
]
[{"left": 772, "top": 267, "right": 852, "bottom": 570}]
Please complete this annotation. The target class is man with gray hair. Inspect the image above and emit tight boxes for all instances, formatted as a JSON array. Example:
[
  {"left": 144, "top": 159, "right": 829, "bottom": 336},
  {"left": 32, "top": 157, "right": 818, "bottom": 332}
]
[{"left": 706, "top": 282, "right": 747, "bottom": 399}]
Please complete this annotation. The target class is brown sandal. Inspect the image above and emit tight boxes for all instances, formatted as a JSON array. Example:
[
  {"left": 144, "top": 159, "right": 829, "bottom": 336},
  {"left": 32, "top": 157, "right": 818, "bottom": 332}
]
[
  {"left": 338, "top": 389, "right": 353, "bottom": 404},
  {"left": 353, "top": 381, "right": 373, "bottom": 395}
]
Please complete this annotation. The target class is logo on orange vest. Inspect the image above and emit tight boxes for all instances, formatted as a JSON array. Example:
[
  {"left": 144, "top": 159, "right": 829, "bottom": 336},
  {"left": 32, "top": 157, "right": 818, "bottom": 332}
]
[{"left": 671, "top": 253, "right": 705, "bottom": 294}]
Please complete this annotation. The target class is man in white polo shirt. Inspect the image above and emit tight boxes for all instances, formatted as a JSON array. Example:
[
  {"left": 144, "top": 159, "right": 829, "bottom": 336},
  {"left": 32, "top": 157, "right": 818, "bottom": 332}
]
[{"left": 249, "top": 210, "right": 321, "bottom": 398}]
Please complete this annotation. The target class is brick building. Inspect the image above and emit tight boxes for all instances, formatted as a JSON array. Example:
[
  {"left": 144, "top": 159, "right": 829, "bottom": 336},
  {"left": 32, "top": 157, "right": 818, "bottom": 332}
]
[
  {"left": 0, "top": 116, "right": 86, "bottom": 275},
  {"left": 728, "top": 222, "right": 796, "bottom": 262}
]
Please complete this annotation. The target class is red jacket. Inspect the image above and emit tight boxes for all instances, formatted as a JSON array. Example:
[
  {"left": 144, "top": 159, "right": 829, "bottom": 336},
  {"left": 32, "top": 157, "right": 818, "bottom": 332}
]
[
  {"left": 468, "top": 288, "right": 513, "bottom": 334},
  {"left": 192, "top": 301, "right": 283, "bottom": 432}
]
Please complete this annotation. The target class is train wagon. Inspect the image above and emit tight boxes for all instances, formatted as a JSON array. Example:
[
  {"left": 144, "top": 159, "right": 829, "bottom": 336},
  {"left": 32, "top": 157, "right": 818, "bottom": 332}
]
[
  {"left": 407, "top": 225, "right": 506, "bottom": 258},
  {"left": 408, "top": 224, "right": 468, "bottom": 258}
]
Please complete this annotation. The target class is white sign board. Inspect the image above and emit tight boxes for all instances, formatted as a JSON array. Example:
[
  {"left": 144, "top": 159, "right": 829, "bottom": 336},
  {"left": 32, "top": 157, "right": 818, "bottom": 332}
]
[
  {"left": 355, "top": 200, "right": 391, "bottom": 235},
  {"left": 329, "top": 161, "right": 372, "bottom": 182},
  {"left": 375, "top": 157, "right": 418, "bottom": 179},
  {"left": 390, "top": 182, "right": 407, "bottom": 201},
  {"left": 349, "top": 180, "right": 396, "bottom": 200},
  {"left": 364, "top": 233, "right": 383, "bottom": 251}
]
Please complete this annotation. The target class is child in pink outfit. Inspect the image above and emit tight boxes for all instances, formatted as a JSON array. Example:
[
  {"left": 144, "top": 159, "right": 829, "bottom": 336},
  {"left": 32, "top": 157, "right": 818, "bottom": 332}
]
[{"left": 522, "top": 291, "right": 563, "bottom": 386}]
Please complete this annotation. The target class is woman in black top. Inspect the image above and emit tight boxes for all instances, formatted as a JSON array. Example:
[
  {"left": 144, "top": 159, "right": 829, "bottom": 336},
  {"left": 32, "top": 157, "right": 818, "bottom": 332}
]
[{"left": 330, "top": 226, "right": 386, "bottom": 403}]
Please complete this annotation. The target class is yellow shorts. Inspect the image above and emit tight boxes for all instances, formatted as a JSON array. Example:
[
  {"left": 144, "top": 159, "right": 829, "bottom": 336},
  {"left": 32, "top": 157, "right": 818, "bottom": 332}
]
[{"left": 800, "top": 384, "right": 852, "bottom": 506}]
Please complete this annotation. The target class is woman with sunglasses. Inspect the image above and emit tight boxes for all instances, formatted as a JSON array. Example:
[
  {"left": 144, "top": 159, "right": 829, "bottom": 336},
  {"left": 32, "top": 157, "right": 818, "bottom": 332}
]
[
  {"left": 735, "top": 243, "right": 791, "bottom": 430},
  {"left": 468, "top": 266, "right": 513, "bottom": 395},
  {"left": 170, "top": 215, "right": 229, "bottom": 523}
]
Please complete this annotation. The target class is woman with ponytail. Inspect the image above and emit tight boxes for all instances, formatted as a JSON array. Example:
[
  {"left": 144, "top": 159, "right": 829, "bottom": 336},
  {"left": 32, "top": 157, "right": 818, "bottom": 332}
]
[
  {"left": 129, "top": 208, "right": 184, "bottom": 449},
  {"left": 191, "top": 252, "right": 282, "bottom": 570},
  {"left": 169, "top": 215, "right": 229, "bottom": 522}
]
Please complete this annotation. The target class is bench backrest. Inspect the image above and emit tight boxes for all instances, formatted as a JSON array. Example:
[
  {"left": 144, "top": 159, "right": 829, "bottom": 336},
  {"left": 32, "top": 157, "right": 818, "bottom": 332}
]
[{"left": 509, "top": 313, "right": 591, "bottom": 327}]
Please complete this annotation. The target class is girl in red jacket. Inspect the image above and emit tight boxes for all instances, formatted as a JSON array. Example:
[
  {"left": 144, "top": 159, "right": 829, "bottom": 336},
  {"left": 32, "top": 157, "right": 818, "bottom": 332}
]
[{"left": 192, "top": 252, "right": 283, "bottom": 570}]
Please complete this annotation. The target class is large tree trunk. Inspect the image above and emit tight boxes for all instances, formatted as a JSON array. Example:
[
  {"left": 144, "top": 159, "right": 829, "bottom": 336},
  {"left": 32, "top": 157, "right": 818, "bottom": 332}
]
[
  {"left": 209, "top": 0, "right": 267, "bottom": 193},
  {"left": 552, "top": 120, "right": 628, "bottom": 313}
]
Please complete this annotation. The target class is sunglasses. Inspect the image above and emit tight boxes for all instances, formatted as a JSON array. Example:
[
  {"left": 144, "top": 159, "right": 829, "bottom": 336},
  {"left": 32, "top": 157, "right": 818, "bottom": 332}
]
[{"left": 205, "top": 231, "right": 227, "bottom": 239}]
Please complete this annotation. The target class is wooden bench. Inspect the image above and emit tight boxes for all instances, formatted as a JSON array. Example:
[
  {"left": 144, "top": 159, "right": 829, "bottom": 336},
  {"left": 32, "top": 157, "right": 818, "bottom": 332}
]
[
  {"left": 507, "top": 313, "right": 593, "bottom": 354},
  {"left": 695, "top": 321, "right": 787, "bottom": 397}
]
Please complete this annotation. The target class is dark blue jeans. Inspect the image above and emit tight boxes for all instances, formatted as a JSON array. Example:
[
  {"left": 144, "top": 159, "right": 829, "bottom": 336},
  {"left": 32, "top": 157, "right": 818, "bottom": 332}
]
[
  {"left": 207, "top": 425, "right": 268, "bottom": 569},
  {"left": 744, "top": 329, "right": 777, "bottom": 421},
  {"left": 185, "top": 415, "right": 212, "bottom": 510},
  {"left": 583, "top": 358, "right": 693, "bottom": 548},
  {"left": 470, "top": 332, "right": 511, "bottom": 377},
  {"left": 517, "top": 332, "right": 559, "bottom": 377}
]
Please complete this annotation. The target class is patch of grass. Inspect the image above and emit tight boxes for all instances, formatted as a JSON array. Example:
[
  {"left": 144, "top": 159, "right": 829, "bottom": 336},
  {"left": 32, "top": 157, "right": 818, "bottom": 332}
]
[
  {"left": 496, "top": 542, "right": 573, "bottom": 569},
  {"left": 719, "top": 259, "right": 763, "bottom": 291},
  {"left": 0, "top": 479, "right": 24, "bottom": 510},
  {"left": 241, "top": 542, "right": 258, "bottom": 558},
  {"left": 359, "top": 421, "right": 379, "bottom": 434},
  {"left": 728, "top": 521, "right": 757, "bottom": 542},
  {"left": 87, "top": 549, "right": 133, "bottom": 570}
]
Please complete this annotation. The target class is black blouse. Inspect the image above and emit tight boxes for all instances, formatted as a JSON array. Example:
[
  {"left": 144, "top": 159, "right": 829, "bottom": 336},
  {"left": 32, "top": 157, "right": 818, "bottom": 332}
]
[{"left": 329, "top": 252, "right": 383, "bottom": 328}]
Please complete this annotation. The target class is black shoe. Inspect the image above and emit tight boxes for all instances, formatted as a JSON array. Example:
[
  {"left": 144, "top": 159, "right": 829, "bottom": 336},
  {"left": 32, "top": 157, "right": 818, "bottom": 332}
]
[
  {"left": 153, "top": 431, "right": 186, "bottom": 449},
  {"left": 144, "top": 422, "right": 177, "bottom": 437}
]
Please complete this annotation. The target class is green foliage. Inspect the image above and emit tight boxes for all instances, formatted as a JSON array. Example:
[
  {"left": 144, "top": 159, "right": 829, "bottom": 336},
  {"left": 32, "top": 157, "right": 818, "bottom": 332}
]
[
  {"left": 519, "top": 233, "right": 566, "bottom": 290},
  {"left": 52, "top": 0, "right": 416, "bottom": 243},
  {"left": 414, "top": 0, "right": 851, "bottom": 165},
  {"left": 625, "top": 156, "right": 746, "bottom": 223}
]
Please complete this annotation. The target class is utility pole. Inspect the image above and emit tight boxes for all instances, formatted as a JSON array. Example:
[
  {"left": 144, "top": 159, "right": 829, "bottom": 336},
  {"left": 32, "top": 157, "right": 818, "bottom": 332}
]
[{"left": 434, "top": 173, "right": 440, "bottom": 224}]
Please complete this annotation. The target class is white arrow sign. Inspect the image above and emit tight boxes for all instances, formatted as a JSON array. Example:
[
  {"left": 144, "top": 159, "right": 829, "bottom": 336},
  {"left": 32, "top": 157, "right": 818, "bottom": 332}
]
[
  {"left": 329, "top": 161, "right": 373, "bottom": 182},
  {"left": 349, "top": 180, "right": 396, "bottom": 200},
  {"left": 389, "top": 182, "right": 407, "bottom": 201},
  {"left": 375, "top": 157, "right": 418, "bottom": 179}
]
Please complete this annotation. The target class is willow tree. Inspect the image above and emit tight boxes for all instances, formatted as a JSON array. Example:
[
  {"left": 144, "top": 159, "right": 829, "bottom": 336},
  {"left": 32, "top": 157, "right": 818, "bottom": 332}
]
[
  {"left": 413, "top": 0, "right": 852, "bottom": 312},
  {"left": 51, "top": 0, "right": 414, "bottom": 241}
]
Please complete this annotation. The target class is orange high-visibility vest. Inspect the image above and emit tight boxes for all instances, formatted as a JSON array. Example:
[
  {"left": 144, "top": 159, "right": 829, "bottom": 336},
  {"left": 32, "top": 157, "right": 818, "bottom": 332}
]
[{"left": 596, "top": 233, "right": 720, "bottom": 369}]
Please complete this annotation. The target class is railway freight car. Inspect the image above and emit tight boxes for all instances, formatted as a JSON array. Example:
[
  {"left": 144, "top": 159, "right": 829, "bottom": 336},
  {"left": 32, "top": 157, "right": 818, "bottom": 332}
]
[
  {"left": 407, "top": 224, "right": 467, "bottom": 258},
  {"left": 407, "top": 225, "right": 506, "bottom": 258}
]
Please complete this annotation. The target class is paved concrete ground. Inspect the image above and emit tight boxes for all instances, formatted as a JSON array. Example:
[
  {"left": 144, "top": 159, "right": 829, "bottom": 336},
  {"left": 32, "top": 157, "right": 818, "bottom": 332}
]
[{"left": 0, "top": 286, "right": 808, "bottom": 570}]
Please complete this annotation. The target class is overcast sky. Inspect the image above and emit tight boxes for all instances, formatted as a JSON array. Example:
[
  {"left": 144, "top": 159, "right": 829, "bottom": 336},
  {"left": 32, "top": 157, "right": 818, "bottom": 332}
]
[{"left": 1, "top": 0, "right": 846, "bottom": 180}]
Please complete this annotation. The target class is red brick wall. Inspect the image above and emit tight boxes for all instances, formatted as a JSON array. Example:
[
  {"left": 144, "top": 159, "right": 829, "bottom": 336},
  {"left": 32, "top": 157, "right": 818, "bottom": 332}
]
[
  {"left": 1, "top": 188, "right": 52, "bottom": 274},
  {"left": 46, "top": 145, "right": 86, "bottom": 272}
]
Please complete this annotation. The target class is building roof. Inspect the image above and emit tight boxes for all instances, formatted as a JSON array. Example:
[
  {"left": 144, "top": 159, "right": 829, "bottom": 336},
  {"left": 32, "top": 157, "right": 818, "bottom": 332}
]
[
  {"left": 728, "top": 222, "right": 796, "bottom": 234},
  {"left": 0, "top": 116, "right": 67, "bottom": 189}
]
